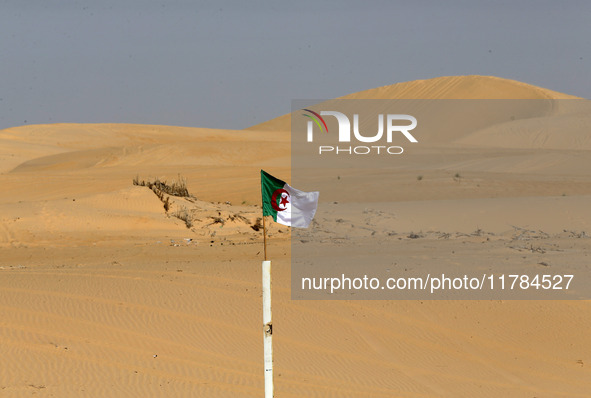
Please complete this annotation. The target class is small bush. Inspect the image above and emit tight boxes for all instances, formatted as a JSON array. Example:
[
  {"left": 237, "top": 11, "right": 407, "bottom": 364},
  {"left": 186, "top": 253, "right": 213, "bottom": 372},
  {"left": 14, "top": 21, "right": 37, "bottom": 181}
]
[
  {"left": 134, "top": 174, "right": 193, "bottom": 213},
  {"left": 417, "top": 175, "right": 423, "bottom": 181},
  {"left": 173, "top": 206, "right": 193, "bottom": 229},
  {"left": 133, "top": 174, "right": 192, "bottom": 198},
  {"left": 251, "top": 217, "right": 263, "bottom": 231}
]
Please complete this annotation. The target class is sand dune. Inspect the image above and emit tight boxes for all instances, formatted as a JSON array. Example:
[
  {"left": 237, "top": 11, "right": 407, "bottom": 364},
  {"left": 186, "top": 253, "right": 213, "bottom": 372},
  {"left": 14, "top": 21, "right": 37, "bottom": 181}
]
[
  {"left": 247, "top": 75, "right": 580, "bottom": 133},
  {"left": 1, "top": 75, "right": 591, "bottom": 396},
  {"left": 457, "top": 104, "right": 591, "bottom": 150},
  {"left": 342, "top": 75, "right": 579, "bottom": 100}
]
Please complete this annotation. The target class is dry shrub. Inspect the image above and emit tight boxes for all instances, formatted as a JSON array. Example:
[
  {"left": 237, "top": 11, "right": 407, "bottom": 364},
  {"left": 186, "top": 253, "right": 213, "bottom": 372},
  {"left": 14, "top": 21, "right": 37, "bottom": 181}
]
[
  {"left": 133, "top": 174, "right": 192, "bottom": 198},
  {"left": 173, "top": 206, "right": 193, "bottom": 229},
  {"left": 134, "top": 174, "right": 193, "bottom": 213}
]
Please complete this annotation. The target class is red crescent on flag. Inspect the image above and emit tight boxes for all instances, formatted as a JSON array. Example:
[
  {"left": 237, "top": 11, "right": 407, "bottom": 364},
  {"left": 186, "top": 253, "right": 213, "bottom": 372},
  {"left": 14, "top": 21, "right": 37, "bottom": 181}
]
[{"left": 271, "top": 189, "right": 290, "bottom": 212}]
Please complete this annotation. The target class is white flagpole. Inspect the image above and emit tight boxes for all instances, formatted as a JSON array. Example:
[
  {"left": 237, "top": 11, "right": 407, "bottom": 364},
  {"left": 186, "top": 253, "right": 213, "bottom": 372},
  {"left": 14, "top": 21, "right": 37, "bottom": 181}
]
[
  {"left": 262, "top": 259, "right": 273, "bottom": 397},
  {"left": 261, "top": 177, "right": 272, "bottom": 397}
]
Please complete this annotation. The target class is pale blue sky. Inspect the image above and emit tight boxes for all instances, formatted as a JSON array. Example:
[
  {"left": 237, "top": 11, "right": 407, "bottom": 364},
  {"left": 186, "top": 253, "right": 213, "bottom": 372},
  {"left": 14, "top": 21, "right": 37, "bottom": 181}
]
[{"left": 1, "top": 0, "right": 590, "bottom": 130}]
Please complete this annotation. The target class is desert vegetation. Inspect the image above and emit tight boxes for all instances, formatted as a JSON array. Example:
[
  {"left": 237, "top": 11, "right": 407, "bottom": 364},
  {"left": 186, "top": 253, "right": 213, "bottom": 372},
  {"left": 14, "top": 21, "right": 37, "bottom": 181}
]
[
  {"left": 134, "top": 174, "right": 195, "bottom": 227},
  {"left": 133, "top": 174, "right": 192, "bottom": 198}
]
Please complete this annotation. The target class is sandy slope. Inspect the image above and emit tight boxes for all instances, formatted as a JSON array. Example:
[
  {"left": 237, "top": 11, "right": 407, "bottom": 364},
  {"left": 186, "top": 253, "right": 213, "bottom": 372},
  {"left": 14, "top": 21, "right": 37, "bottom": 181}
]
[
  {"left": 246, "top": 75, "right": 581, "bottom": 133},
  {"left": 1, "top": 75, "right": 591, "bottom": 397}
]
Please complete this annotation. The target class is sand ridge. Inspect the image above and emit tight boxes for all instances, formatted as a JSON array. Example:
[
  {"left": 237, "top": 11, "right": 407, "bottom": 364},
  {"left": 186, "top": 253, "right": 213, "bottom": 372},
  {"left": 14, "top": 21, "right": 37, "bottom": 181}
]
[{"left": 246, "top": 75, "right": 581, "bottom": 133}]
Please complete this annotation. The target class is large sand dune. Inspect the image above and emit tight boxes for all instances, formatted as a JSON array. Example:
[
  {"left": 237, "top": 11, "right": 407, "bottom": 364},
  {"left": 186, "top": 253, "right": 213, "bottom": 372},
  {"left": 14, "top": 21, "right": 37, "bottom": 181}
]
[
  {"left": 1, "top": 75, "right": 590, "bottom": 396},
  {"left": 247, "top": 75, "right": 580, "bottom": 133}
]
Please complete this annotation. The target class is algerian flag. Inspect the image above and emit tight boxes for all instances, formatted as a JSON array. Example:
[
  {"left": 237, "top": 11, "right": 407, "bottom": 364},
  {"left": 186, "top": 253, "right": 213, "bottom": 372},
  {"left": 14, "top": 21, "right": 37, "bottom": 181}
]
[{"left": 261, "top": 170, "right": 319, "bottom": 228}]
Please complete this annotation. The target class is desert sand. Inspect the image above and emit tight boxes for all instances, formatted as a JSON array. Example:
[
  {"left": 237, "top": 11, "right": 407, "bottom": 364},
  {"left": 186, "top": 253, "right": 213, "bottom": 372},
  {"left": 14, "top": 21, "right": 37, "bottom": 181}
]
[{"left": 1, "top": 75, "right": 590, "bottom": 396}]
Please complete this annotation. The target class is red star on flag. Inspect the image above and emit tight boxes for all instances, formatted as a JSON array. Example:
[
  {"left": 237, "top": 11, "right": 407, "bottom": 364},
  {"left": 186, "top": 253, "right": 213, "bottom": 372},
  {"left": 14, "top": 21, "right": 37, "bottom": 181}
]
[{"left": 279, "top": 194, "right": 289, "bottom": 207}]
